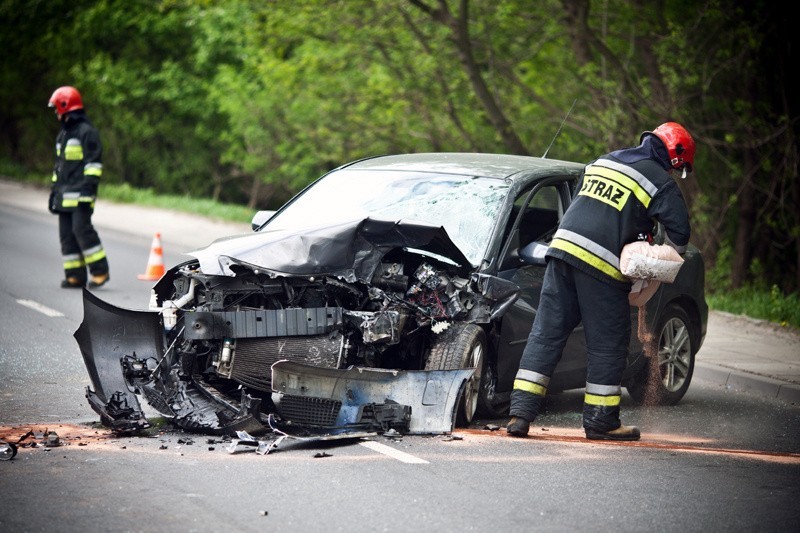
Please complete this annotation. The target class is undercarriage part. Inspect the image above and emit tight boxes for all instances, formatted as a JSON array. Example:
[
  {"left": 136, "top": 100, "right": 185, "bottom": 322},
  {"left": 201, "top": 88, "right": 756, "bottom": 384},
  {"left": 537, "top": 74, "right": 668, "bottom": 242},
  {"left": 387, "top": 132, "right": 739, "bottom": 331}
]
[
  {"left": 214, "top": 391, "right": 268, "bottom": 436},
  {"left": 228, "top": 424, "right": 378, "bottom": 455},
  {"left": 85, "top": 387, "right": 150, "bottom": 432},
  {"left": 161, "top": 381, "right": 268, "bottom": 436}
]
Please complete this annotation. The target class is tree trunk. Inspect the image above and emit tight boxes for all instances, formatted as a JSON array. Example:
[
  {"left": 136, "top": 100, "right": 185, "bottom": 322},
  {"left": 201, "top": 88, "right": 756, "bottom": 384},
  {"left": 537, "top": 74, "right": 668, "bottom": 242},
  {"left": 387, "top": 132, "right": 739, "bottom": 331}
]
[
  {"left": 731, "top": 149, "right": 755, "bottom": 288},
  {"left": 408, "top": 0, "right": 529, "bottom": 155},
  {"left": 247, "top": 174, "right": 261, "bottom": 211},
  {"left": 795, "top": 157, "right": 800, "bottom": 292},
  {"left": 211, "top": 170, "right": 223, "bottom": 203}
]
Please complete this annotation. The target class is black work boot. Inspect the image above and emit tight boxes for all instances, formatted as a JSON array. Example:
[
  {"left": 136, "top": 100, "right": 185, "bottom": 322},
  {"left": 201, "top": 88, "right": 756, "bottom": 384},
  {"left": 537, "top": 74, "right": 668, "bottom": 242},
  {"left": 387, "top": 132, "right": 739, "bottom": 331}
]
[
  {"left": 88, "top": 272, "right": 110, "bottom": 288},
  {"left": 506, "top": 416, "right": 530, "bottom": 437},
  {"left": 585, "top": 424, "right": 641, "bottom": 441},
  {"left": 61, "top": 276, "right": 85, "bottom": 289}
]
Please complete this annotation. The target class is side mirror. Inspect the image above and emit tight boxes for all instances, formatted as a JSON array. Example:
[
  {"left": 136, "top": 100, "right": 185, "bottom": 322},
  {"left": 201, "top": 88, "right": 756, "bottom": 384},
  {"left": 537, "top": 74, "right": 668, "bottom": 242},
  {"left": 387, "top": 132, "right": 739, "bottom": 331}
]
[
  {"left": 519, "top": 241, "right": 548, "bottom": 266},
  {"left": 251, "top": 210, "right": 276, "bottom": 231}
]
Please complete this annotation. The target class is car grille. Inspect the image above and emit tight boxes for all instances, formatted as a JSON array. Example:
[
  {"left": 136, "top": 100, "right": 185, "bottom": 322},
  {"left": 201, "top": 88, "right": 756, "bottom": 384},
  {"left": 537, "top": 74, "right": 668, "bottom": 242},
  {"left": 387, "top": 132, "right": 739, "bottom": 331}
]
[
  {"left": 229, "top": 335, "right": 340, "bottom": 392},
  {"left": 277, "top": 395, "right": 341, "bottom": 427}
]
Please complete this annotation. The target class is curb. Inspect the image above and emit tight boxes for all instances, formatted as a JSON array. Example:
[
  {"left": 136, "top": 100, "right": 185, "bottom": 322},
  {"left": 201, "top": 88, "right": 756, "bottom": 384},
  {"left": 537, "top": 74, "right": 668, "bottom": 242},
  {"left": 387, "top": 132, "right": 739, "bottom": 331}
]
[{"left": 694, "top": 362, "right": 800, "bottom": 404}]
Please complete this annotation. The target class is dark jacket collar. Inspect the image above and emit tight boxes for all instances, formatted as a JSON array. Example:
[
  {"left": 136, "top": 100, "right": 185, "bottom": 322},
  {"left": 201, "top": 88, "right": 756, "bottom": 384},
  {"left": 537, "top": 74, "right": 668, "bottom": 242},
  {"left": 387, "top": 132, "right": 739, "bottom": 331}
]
[
  {"left": 607, "top": 135, "right": 671, "bottom": 171},
  {"left": 62, "top": 109, "right": 88, "bottom": 129}
]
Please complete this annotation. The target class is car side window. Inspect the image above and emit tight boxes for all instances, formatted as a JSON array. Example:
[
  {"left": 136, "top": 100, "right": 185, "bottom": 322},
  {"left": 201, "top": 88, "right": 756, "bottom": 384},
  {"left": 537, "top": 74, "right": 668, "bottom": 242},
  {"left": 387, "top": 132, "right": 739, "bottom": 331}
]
[
  {"left": 516, "top": 185, "right": 561, "bottom": 245},
  {"left": 500, "top": 184, "right": 565, "bottom": 270}
]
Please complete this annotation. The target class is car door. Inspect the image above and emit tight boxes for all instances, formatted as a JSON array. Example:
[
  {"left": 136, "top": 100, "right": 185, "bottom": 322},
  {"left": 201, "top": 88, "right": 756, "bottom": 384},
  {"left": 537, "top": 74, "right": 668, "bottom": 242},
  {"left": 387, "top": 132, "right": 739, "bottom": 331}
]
[{"left": 494, "top": 179, "right": 588, "bottom": 393}]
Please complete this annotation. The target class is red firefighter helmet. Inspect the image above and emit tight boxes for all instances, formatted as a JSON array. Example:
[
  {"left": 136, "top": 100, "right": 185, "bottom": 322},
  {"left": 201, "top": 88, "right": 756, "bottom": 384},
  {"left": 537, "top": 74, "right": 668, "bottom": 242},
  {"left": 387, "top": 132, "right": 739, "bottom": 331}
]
[
  {"left": 641, "top": 122, "right": 696, "bottom": 172},
  {"left": 48, "top": 86, "right": 84, "bottom": 115}
]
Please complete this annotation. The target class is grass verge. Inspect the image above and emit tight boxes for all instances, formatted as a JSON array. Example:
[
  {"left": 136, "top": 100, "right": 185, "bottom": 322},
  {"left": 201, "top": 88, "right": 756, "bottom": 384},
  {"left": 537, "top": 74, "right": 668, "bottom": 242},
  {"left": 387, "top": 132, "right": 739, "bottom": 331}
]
[
  {"left": 707, "top": 285, "right": 800, "bottom": 330},
  {"left": 101, "top": 183, "right": 257, "bottom": 225}
]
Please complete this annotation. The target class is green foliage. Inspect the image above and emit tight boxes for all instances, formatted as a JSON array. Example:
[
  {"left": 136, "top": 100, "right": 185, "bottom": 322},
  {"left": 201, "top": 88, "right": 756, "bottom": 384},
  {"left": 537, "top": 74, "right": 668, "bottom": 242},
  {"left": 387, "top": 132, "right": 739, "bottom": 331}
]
[
  {"left": 706, "top": 241, "right": 733, "bottom": 292},
  {"left": 0, "top": 159, "right": 47, "bottom": 185},
  {"left": 707, "top": 285, "right": 800, "bottom": 330},
  {"left": 2, "top": 0, "right": 797, "bottom": 298},
  {"left": 101, "top": 182, "right": 256, "bottom": 224}
]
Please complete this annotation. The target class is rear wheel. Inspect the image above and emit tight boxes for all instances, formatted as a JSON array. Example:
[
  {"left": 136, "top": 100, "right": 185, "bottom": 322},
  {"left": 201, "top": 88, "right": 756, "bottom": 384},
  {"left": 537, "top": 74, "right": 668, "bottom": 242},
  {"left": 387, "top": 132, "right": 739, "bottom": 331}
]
[
  {"left": 627, "top": 304, "right": 696, "bottom": 406},
  {"left": 425, "top": 323, "right": 486, "bottom": 426}
]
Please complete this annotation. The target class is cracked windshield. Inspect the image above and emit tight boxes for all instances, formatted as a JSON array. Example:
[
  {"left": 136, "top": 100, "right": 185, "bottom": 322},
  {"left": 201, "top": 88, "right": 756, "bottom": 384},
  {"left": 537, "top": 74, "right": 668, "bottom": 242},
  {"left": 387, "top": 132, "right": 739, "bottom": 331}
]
[{"left": 267, "top": 169, "right": 510, "bottom": 266}]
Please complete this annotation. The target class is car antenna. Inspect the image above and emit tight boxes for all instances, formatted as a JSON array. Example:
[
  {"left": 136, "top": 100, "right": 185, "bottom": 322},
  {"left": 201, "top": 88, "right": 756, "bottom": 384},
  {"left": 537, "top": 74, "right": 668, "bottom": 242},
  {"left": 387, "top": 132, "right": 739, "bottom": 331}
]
[{"left": 542, "top": 98, "right": 577, "bottom": 158}]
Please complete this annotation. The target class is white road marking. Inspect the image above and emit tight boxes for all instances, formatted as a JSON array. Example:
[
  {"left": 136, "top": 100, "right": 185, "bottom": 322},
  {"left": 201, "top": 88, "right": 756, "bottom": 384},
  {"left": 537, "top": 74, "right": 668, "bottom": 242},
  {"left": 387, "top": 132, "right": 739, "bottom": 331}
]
[
  {"left": 16, "top": 299, "right": 64, "bottom": 318},
  {"left": 359, "top": 440, "right": 429, "bottom": 464}
]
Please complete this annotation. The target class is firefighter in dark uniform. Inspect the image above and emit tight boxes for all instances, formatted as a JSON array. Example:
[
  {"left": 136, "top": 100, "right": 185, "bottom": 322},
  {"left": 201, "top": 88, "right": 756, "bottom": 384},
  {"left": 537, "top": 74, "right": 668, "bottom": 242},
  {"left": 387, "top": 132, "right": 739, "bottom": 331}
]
[
  {"left": 507, "top": 122, "right": 695, "bottom": 441},
  {"left": 48, "top": 86, "right": 110, "bottom": 288}
]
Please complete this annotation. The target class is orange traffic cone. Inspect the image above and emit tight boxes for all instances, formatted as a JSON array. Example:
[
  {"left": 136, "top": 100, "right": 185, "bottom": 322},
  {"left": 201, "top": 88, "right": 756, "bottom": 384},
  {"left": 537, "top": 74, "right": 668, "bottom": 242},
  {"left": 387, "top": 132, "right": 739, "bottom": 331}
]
[{"left": 137, "top": 232, "right": 166, "bottom": 281}]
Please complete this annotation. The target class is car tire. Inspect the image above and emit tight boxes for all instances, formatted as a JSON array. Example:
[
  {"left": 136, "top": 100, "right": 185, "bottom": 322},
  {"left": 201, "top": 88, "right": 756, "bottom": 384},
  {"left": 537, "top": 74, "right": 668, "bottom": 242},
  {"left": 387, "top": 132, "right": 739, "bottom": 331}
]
[
  {"left": 627, "top": 304, "right": 696, "bottom": 406},
  {"left": 476, "top": 359, "right": 509, "bottom": 418},
  {"left": 425, "top": 323, "right": 486, "bottom": 426}
]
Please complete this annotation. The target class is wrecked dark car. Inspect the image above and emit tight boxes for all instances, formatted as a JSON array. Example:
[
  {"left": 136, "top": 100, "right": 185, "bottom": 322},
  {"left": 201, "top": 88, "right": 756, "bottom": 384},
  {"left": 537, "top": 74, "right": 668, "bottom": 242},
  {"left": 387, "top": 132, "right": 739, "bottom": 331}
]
[{"left": 75, "top": 153, "right": 708, "bottom": 437}]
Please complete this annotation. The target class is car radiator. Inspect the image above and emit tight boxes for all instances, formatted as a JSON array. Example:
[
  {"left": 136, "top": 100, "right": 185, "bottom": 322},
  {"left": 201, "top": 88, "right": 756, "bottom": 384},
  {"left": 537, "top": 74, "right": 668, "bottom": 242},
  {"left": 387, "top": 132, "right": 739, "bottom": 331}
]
[{"left": 229, "top": 335, "right": 341, "bottom": 392}]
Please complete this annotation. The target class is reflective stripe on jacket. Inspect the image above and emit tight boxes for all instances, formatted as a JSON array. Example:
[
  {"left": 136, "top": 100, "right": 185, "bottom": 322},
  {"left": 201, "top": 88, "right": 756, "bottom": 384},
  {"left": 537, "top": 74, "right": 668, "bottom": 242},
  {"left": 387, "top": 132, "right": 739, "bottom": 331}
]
[
  {"left": 51, "top": 110, "right": 103, "bottom": 212},
  {"left": 546, "top": 147, "right": 690, "bottom": 287}
]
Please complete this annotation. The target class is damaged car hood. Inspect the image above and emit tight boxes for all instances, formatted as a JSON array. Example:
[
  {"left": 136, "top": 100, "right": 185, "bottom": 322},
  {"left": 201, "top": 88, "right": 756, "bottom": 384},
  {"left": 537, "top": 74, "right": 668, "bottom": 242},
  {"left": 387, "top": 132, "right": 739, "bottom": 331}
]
[{"left": 188, "top": 217, "right": 473, "bottom": 281}]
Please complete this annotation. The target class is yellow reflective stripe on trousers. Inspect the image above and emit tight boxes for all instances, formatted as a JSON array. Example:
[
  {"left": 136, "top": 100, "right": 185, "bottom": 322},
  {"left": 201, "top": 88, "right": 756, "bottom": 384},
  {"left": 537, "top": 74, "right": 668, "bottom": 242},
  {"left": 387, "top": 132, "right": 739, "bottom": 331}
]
[
  {"left": 83, "top": 247, "right": 107, "bottom": 265},
  {"left": 584, "top": 392, "right": 621, "bottom": 406},
  {"left": 63, "top": 257, "right": 85, "bottom": 269},
  {"left": 513, "top": 379, "right": 547, "bottom": 397},
  {"left": 516, "top": 369, "right": 550, "bottom": 388},
  {"left": 586, "top": 382, "right": 621, "bottom": 395},
  {"left": 549, "top": 238, "right": 627, "bottom": 281}
]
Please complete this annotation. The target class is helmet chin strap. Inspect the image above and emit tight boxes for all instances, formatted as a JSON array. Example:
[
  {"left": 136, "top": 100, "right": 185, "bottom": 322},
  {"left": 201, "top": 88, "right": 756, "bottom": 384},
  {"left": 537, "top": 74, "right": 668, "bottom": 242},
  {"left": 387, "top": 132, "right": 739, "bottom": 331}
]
[
  {"left": 669, "top": 157, "right": 689, "bottom": 179},
  {"left": 669, "top": 166, "right": 689, "bottom": 179}
]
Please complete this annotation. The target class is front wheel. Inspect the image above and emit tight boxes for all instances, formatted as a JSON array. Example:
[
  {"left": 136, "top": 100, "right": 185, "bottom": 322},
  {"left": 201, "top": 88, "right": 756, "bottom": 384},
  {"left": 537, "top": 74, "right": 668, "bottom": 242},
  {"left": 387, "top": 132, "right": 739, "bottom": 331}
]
[
  {"left": 627, "top": 304, "right": 696, "bottom": 406},
  {"left": 425, "top": 323, "right": 486, "bottom": 426},
  {"left": 476, "top": 358, "right": 509, "bottom": 418}
]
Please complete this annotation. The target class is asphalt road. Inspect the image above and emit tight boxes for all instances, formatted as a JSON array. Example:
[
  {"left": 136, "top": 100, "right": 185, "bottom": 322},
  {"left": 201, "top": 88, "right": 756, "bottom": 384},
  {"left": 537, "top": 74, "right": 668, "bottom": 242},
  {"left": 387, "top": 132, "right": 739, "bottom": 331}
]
[{"left": 1, "top": 199, "right": 799, "bottom": 533}]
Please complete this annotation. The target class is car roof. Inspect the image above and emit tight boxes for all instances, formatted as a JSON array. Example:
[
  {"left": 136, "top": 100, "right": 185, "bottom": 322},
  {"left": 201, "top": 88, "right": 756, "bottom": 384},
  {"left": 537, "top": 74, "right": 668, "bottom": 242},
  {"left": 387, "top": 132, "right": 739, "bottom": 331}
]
[{"left": 342, "top": 152, "right": 585, "bottom": 181}]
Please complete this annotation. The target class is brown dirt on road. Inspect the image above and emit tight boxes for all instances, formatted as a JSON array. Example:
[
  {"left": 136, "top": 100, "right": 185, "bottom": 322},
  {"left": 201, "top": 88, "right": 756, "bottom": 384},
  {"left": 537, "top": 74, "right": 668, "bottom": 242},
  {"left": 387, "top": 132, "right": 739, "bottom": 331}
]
[
  {"left": 456, "top": 427, "right": 800, "bottom": 465},
  {"left": 0, "top": 423, "right": 118, "bottom": 448}
]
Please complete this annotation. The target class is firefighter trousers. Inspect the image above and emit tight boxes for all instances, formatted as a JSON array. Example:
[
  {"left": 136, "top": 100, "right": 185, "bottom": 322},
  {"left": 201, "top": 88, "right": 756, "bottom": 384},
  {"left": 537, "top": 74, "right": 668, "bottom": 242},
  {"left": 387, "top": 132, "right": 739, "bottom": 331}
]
[
  {"left": 509, "top": 258, "right": 631, "bottom": 432},
  {"left": 58, "top": 204, "right": 109, "bottom": 282}
]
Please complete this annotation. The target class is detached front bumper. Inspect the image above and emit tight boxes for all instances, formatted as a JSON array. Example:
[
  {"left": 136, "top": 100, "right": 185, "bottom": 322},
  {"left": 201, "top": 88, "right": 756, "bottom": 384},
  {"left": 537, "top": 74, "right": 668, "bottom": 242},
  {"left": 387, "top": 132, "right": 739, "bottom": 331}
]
[
  {"left": 74, "top": 289, "right": 161, "bottom": 432},
  {"left": 271, "top": 361, "right": 473, "bottom": 435}
]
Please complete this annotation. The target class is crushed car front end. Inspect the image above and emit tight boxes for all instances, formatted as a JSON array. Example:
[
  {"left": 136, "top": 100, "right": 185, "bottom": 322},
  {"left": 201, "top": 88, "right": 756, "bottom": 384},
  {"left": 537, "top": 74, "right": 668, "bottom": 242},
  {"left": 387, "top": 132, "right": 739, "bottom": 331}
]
[{"left": 77, "top": 213, "right": 518, "bottom": 436}]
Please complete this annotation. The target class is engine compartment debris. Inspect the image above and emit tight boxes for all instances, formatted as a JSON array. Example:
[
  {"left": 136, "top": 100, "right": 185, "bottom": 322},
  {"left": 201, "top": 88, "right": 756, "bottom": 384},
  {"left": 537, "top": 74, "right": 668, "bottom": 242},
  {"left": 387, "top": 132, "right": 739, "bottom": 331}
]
[{"left": 75, "top": 218, "right": 516, "bottom": 438}]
